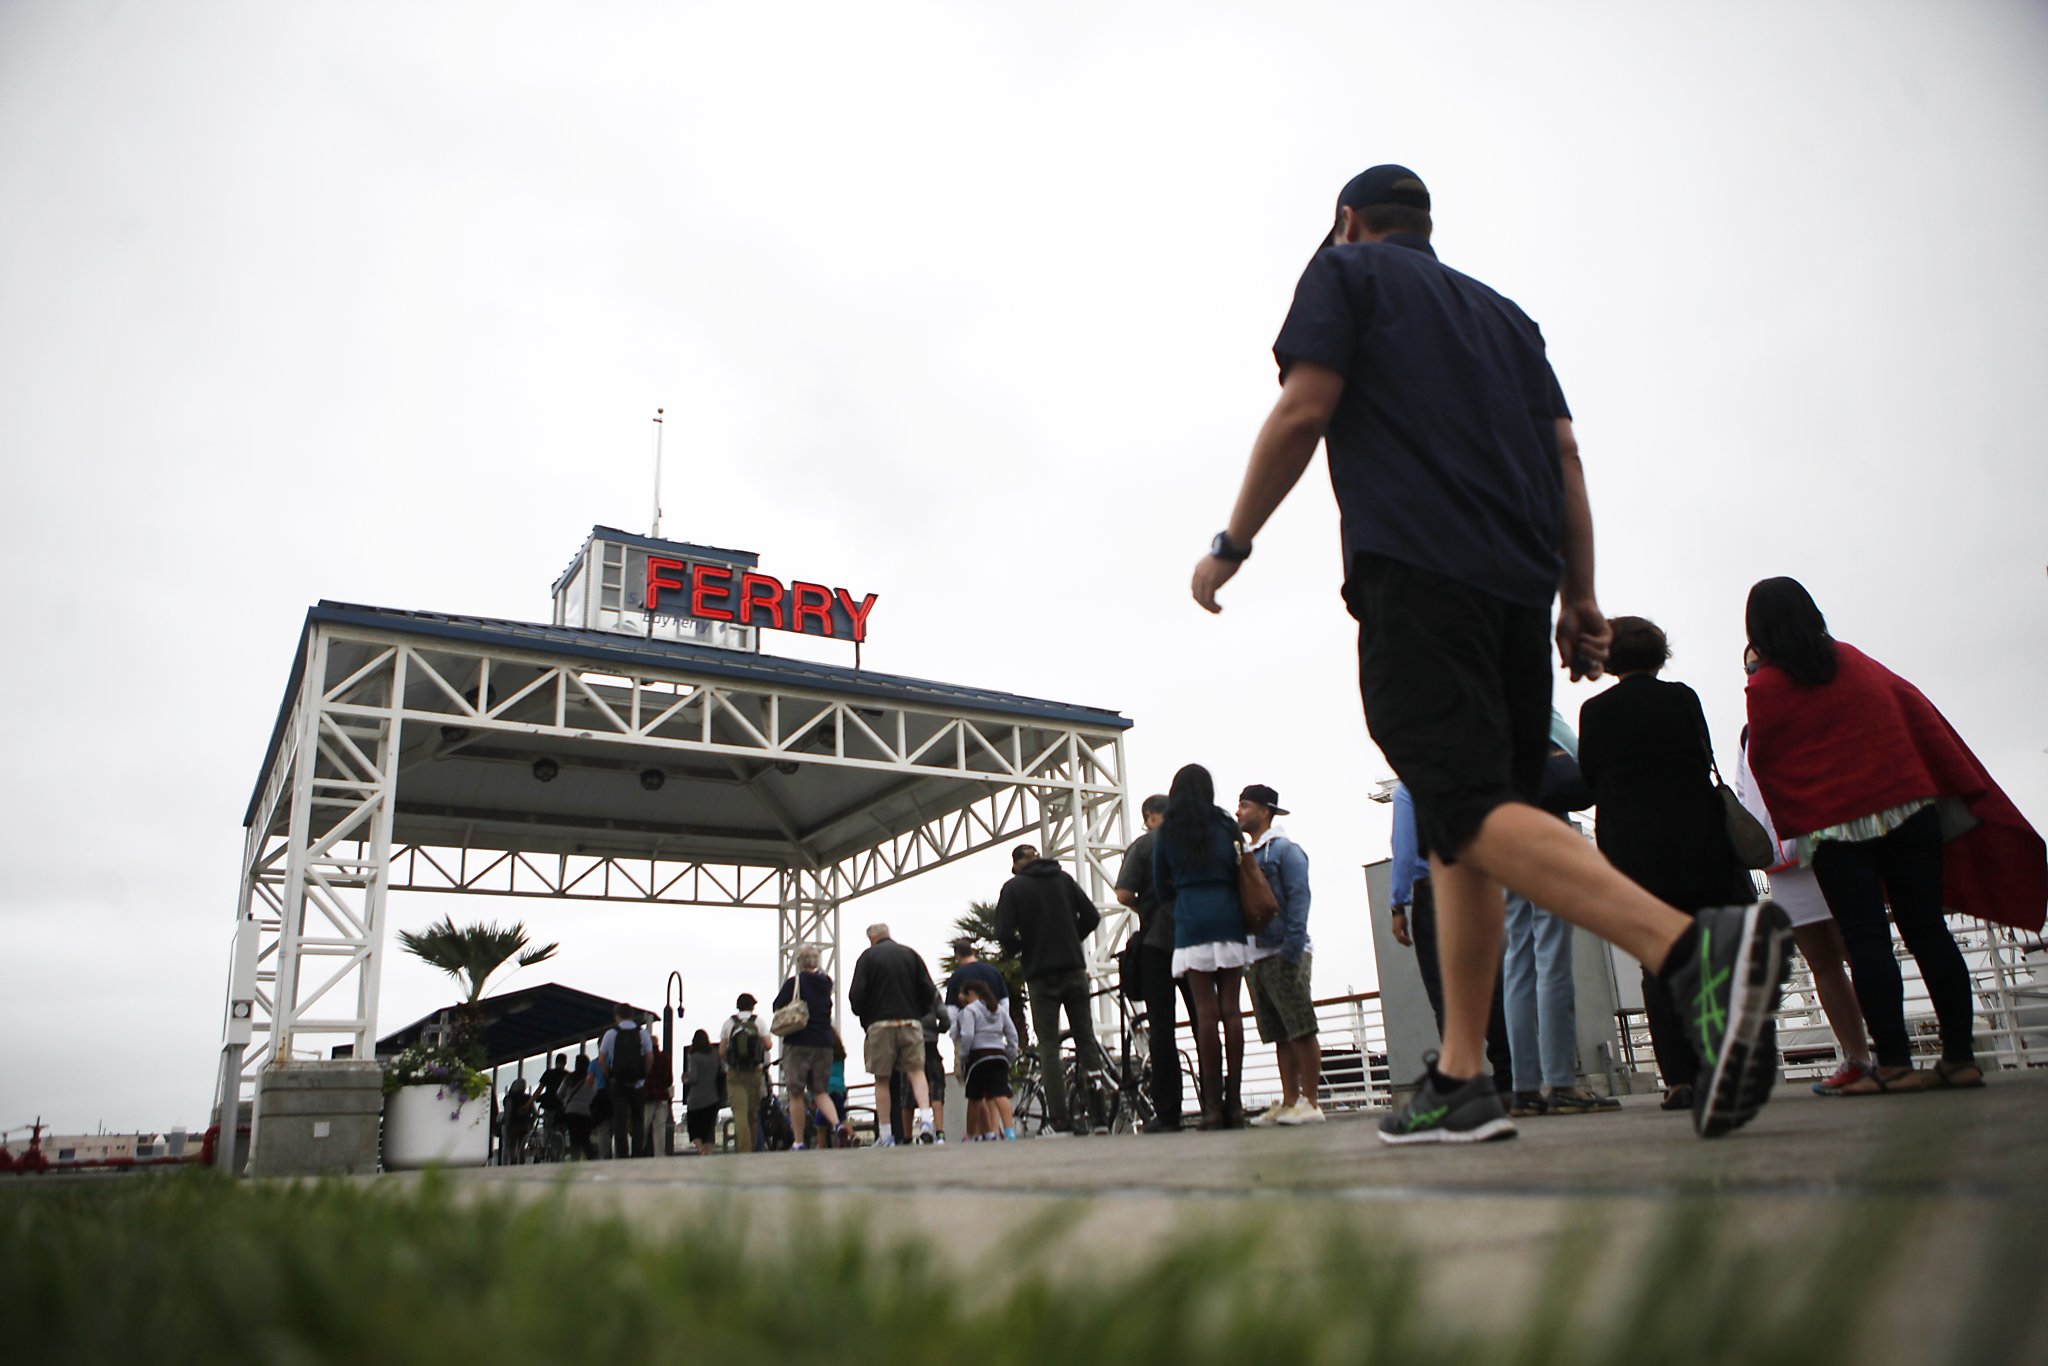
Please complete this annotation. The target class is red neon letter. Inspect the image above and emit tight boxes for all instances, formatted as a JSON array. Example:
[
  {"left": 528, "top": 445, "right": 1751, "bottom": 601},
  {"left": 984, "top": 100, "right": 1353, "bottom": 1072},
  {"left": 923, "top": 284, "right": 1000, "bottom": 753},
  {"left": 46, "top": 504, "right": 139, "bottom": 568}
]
[
  {"left": 689, "top": 564, "right": 735, "bottom": 621},
  {"left": 790, "top": 581, "right": 835, "bottom": 636},
  {"left": 646, "top": 557, "right": 686, "bottom": 612},
  {"left": 834, "top": 589, "right": 879, "bottom": 643},
  {"left": 738, "top": 572, "right": 786, "bottom": 630}
]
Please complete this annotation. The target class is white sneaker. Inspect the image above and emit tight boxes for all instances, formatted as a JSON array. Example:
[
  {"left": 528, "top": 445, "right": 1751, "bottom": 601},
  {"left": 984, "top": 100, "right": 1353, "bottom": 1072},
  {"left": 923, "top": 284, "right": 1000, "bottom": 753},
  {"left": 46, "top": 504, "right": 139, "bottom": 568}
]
[
  {"left": 1247, "top": 1101, "right": 1287, "bottom": 1127},
  {"left": 1276, "top": 1100, "right": 1325, "bottom": 1126},
  {"left": 872, "top": 1134, "right": 897, "bottom": 1149},
  {"left": 915, "top": 1119, "right": 937, "bottom": 1145}
]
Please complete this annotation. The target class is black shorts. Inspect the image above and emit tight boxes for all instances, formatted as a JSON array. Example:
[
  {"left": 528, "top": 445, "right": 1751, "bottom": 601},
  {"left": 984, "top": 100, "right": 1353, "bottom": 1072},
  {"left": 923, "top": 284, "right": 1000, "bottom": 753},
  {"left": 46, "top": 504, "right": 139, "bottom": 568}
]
[
  {"left": 1345, "top": 553, "right": 1553, "bottom": 863},
  {"left": 963, "top": 1050, "right": 1013, "bottom": 1100}
]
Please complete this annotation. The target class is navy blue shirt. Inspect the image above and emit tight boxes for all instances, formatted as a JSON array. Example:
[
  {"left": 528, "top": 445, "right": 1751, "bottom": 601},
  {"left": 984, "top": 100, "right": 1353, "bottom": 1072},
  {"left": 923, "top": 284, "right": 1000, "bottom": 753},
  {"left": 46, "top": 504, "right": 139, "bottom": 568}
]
[
  {"left": 1273, "top": 235, "right": 1570, "bottom": 609},
  {"left": 944, "top": 960, "right": 1008, "bottom": 1010}
]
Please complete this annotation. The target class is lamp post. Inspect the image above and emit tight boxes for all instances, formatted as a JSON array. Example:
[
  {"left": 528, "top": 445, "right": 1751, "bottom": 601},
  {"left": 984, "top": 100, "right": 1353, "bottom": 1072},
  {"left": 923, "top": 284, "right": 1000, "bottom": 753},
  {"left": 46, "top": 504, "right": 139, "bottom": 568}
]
[{"left": 662, "top": 971, "right": 684, "bottom": 1154}]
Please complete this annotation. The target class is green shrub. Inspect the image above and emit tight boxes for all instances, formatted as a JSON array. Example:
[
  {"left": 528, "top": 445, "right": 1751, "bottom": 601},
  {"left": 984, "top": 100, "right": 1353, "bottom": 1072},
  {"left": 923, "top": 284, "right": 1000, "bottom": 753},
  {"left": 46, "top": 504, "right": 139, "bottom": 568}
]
[{"left": 0, "top": 1172, "right": 2032, "bottom": 1365}]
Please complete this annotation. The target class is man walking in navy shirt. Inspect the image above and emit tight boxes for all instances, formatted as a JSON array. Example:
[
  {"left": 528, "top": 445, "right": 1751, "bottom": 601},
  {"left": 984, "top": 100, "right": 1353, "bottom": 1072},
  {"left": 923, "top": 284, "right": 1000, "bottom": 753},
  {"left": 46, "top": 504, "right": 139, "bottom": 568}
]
[{"left": 1191, "top": 164, "right": 1790, "bottom": 1144}]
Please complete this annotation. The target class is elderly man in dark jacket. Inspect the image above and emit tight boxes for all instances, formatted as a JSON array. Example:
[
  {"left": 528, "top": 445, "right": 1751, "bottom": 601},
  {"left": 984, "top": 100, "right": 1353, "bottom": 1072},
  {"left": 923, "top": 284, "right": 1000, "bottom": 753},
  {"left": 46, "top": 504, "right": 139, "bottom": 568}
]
[
  {"left": 995, "top": 843, "right": 1103, "bottom": 1135},
  {"left": 849, "top": 923, "right": 940, "bottom": 1145}
]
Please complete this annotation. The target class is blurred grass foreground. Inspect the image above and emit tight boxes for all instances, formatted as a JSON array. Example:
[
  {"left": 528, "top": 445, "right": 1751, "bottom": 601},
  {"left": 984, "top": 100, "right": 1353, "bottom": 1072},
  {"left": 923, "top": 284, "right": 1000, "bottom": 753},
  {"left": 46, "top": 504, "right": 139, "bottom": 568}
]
[{"left": 1, "top": 1171, "right": 2036, "bottom": 1365}]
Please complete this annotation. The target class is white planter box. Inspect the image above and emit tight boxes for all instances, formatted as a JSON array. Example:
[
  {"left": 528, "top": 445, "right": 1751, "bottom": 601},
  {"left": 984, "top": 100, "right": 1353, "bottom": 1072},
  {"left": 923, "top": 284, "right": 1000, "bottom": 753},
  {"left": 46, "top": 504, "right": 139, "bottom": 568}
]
[{"left": 383, "top": 1083, "right": 490, "bottom": 1170}]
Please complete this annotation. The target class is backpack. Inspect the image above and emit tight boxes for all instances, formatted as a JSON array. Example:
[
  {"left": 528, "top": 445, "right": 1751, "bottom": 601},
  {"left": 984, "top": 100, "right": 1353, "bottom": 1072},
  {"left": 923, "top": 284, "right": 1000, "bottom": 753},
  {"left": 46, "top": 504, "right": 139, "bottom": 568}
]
[
  {"left": 611, "top": 1025, "right": 647, "bottom": 1085},
  {"left": 756, "top": 1093, "right": 794, "bottom": 1151},
  {"left": 727, "top": 1015, "right": 764, "bottom": 1072}
]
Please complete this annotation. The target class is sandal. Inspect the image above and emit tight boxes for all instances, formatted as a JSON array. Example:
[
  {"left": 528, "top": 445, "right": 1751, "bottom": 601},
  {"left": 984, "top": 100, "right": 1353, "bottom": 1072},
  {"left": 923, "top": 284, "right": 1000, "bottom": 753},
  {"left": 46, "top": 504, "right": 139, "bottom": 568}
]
[
  {"left": 1932, "top": 1059, "right": 1986, "bottom": 1089},
  {"left": 1834, "top": 1065, "right": 1936, "bottom": 1095}
]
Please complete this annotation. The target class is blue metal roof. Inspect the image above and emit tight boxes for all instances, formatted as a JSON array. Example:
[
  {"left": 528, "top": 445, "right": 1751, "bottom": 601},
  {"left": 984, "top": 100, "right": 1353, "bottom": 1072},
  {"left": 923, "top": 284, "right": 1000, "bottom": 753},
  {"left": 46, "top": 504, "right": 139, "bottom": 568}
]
[{"left": 244, "top": 601, "right": 1130, "bottom": 827}]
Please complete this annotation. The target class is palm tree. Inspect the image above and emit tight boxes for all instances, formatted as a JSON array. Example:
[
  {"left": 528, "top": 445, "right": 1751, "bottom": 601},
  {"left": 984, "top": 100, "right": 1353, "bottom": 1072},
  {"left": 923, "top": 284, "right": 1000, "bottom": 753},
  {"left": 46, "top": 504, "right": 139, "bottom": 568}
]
[
  {"left": 397, "top": 916, "right": 558, "bottom": 1060},
  {"left": 941, "top": 900, "right": 1029, "bottom": 1044},
  {"left": 399, "top": 915, "right": 558, "bottom": 1002}
]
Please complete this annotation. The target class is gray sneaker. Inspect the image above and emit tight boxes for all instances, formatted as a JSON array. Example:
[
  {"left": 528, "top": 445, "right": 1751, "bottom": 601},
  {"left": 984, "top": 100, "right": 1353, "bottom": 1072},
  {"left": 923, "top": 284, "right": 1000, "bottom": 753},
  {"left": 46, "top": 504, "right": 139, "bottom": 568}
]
[
  {"left": 1377, "top": 1055, "right": 1517, "bottom": 1146},
  {"left": 1664, "top": 901, "right": 1793, "bottom": 1138},
  {"left": 1545, "top": 1087, "right": 1622, "bottom": 1115}
]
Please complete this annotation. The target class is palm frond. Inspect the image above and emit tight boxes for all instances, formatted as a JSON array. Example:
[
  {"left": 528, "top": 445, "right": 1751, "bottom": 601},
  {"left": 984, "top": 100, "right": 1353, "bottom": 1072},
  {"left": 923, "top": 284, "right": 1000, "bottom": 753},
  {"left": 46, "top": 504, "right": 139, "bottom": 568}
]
[{"left": 396, "top": 916, "right": 553, "bottom": 1004}]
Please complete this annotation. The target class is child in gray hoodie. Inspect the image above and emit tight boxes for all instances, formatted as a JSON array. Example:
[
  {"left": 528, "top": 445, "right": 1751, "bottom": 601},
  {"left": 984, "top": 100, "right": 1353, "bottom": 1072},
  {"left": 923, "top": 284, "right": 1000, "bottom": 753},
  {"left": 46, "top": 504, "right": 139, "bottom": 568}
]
[{"left": 948, "top": 980, "right": 1020, "bottom": 1140}]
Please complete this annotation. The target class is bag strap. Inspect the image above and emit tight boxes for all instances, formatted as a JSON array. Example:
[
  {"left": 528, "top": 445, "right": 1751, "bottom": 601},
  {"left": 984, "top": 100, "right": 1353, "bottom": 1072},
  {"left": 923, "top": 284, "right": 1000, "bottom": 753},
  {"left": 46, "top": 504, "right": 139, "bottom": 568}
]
[{"left": 1694, "top": 712, "right": 1727, "bottom": 786}]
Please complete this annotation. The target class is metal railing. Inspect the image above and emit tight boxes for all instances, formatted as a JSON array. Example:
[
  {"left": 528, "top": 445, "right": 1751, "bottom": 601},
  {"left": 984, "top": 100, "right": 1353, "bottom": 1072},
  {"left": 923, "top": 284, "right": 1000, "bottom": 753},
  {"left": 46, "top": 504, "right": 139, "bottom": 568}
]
[
  {"left": 1159, "top": 989, "right": 1391, "bottom": 1119},
  {"left": 1620, "top": 915, "right": 2047, "bottom": 1086}
]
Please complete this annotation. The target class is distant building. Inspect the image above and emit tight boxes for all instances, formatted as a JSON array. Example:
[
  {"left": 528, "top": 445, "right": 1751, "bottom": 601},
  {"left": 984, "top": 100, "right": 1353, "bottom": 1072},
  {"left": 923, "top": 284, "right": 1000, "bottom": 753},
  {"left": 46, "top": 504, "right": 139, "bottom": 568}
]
[{"left": 43, "top": 1130, "right": 190, "bottom": 1164}]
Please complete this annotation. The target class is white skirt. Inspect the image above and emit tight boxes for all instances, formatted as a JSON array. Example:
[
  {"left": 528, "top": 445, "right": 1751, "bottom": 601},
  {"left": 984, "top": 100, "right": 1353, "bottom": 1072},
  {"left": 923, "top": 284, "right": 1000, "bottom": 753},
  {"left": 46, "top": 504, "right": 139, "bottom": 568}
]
[
  {"left": 1173, "top": 939, "right": 1256, "bottom": 976},
  {"left": 1768, "top": 865, "right": 1833, "bottom": 928}
]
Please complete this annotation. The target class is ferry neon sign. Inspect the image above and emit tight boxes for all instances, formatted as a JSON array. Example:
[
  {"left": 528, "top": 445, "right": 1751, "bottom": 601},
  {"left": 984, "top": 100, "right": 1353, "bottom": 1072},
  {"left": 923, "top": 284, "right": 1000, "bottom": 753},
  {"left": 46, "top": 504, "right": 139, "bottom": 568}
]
[{"left": 643, "top": 558, "right": 878, "bottom": 643}]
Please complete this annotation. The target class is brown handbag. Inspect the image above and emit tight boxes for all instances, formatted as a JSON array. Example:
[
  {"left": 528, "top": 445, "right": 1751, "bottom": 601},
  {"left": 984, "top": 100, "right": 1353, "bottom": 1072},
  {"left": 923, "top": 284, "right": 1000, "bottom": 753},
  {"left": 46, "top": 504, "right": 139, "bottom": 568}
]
[{"left": 1237, "top": 843, "right": 1280, "bottom": 934}]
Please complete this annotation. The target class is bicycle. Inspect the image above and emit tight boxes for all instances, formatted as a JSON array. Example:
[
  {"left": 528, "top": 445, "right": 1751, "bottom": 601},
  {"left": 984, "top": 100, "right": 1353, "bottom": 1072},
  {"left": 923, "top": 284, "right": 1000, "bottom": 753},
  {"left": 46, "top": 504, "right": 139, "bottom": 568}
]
[{"left": 522, "top": 1109, "right": 570, "bottom": 1164}]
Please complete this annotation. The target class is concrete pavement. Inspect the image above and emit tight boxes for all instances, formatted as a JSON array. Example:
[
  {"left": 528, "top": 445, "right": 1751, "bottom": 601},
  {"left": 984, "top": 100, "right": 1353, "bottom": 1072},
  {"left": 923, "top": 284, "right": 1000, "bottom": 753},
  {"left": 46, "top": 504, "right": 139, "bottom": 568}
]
[{"left": 390, "top": 1071, "right": 2048, "bottom": 1359}]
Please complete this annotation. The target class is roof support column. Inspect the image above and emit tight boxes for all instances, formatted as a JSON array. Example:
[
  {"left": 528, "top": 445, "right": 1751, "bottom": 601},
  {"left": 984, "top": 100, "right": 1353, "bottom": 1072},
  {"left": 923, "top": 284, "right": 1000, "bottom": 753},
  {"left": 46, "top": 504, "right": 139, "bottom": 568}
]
[
  {"left": 779, "top": 882, "right": 842, "bottom": 1030},
  {"left": 1073, "top": 731, "right": 1132, "bottom": 1034},
  {"left": 246, "top": 631, "right": 405, "bottom": 1174}
]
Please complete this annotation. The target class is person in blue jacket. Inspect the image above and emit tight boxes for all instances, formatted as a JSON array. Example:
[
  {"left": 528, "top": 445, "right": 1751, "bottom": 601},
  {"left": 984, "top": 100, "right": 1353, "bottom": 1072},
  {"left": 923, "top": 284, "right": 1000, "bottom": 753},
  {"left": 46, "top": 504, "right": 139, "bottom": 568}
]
[{"left": 1239, "top": 784, "right": 1321, "bottom": 1126}]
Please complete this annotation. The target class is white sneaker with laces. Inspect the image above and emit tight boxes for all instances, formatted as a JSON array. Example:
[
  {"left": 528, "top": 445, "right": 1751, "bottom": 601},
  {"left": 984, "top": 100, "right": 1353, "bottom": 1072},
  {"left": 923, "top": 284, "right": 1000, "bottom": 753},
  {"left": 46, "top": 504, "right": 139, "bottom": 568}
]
[
  {"left": 1276, "top": 1100, "right": 1325, "bottom": 1126},
  {"left": 1247, "top": 1101, "right": 1287, "bottom": 1127}
]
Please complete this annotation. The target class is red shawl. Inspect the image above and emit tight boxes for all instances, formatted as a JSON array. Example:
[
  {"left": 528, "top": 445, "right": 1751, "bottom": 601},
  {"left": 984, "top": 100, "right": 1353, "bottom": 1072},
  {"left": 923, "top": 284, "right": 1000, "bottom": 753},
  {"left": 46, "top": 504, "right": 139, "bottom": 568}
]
[{"left": 1746, "top": 642, "right": 2044, "bottom": 932}]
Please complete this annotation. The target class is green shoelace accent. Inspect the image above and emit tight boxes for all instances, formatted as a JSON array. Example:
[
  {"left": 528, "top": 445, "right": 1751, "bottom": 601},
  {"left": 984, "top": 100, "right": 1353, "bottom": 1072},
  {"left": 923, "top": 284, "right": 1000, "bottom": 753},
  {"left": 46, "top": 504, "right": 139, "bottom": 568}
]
[
  {"left": 1405, "top": 1105, "right": 1448, "bottom": 1131},
  {"left": 1694, "top": 928, "right": 1731, "bottom": 1066}
]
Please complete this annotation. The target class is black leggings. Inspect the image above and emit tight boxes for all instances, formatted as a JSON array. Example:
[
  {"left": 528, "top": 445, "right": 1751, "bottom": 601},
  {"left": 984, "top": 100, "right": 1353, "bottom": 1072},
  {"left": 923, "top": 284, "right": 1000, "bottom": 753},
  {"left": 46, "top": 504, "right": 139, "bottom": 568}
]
[{"left": 1811, "top": 805, "right": 1976, "bottom": 1068}]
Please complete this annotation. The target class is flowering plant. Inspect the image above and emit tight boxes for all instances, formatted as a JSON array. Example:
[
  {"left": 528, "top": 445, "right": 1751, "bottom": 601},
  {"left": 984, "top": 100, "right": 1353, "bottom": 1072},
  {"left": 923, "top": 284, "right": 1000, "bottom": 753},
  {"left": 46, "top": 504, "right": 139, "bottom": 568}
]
[{"left": 381, "top": 1043, "right": 490, "bottom": 1103}]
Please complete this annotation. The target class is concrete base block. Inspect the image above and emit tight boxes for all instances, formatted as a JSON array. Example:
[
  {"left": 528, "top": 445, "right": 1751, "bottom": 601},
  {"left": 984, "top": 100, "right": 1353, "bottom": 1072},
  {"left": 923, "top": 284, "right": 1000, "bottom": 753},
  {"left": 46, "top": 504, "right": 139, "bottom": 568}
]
[{"left": 250, "top": 1062, "right": 385, "bottom": 1178}]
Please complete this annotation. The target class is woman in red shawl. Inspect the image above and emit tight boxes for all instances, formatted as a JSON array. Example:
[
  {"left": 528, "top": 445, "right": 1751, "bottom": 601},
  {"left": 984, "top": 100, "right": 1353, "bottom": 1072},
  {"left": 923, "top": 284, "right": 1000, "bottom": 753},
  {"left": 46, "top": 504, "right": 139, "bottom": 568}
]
[{"left": 1744, "top": 577, "right": 2047, "bottom": 1093}]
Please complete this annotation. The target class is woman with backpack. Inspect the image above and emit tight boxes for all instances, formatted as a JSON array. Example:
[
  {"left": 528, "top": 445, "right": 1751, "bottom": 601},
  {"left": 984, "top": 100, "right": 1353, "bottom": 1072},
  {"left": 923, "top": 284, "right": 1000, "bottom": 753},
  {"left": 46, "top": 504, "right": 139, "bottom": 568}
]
[{"left": 1153, "top": 763, "right": 1250, "bottom": 1129}]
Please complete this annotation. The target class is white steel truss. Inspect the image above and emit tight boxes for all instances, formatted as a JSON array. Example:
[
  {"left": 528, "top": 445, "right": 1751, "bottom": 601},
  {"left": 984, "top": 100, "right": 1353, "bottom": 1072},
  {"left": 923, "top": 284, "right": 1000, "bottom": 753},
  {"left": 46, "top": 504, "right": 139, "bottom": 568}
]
[{"left": 219, "top": 617, "right": 1131, "bottom": 1155}]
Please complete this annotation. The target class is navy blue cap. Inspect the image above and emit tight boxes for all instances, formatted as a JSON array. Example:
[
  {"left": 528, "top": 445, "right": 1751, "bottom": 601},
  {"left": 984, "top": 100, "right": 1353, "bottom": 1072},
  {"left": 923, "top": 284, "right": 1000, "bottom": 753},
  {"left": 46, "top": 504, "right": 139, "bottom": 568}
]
[
  {"left": 1240, "top": 784, "right": 1290, "bottom": 816},
  {"left": 1321, "top": 164, "right": 1431, "bottom": 247}
]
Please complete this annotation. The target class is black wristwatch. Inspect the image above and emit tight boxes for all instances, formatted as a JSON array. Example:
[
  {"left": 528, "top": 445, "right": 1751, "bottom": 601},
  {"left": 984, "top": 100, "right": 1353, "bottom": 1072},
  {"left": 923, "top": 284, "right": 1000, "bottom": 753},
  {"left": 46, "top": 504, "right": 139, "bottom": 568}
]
[{"left": 1210, "top": 530, "right": 1251, "bottom": 562}]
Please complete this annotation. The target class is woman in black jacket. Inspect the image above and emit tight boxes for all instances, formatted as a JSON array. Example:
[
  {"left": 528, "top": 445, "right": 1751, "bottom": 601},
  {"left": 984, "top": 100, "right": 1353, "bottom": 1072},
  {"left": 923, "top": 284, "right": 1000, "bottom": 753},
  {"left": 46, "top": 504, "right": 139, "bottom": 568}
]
[{"left": 1579, "top": 616, "right": 1755, "bottom": 1110}]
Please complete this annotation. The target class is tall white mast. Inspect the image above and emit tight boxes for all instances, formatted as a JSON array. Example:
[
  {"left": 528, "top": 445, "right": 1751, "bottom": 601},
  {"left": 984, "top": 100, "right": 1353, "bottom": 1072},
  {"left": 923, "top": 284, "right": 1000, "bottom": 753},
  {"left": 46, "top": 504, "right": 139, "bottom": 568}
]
[{"left": 650, "top": 407, "right": 666, "bottom": 539}]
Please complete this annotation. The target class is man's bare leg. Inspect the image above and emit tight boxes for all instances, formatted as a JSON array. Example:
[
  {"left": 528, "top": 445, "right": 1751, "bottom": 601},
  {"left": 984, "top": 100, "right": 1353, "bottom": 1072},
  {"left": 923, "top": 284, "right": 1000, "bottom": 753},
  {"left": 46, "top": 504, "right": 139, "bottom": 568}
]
[{"left": 1430, "top": 856, "right": 1509, "bottom": 1081}]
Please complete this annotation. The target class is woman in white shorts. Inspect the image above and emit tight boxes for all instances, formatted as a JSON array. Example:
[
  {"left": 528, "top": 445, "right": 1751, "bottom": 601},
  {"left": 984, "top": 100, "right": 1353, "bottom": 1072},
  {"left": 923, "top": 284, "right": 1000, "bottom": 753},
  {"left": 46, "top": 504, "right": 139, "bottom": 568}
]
[{"left": 1736, "top": 648, "right": 1873, "bottom": 1094}]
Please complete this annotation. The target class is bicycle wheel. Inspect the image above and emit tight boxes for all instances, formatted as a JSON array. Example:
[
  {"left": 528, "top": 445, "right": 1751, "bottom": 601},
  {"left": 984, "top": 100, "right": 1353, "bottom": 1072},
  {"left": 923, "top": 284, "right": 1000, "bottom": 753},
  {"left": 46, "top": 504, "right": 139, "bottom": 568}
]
[{"left": 1011, "top": 1060, "right": 1052, "bottom": 1136}]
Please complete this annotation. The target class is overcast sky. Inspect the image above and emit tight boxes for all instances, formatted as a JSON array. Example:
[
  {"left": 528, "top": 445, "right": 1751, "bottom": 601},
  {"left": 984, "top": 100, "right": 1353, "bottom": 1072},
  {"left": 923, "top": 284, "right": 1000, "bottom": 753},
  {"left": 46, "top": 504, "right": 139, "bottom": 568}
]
[{"left": 3, "top": 2, "right": 2043, "bottom": 1135}]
